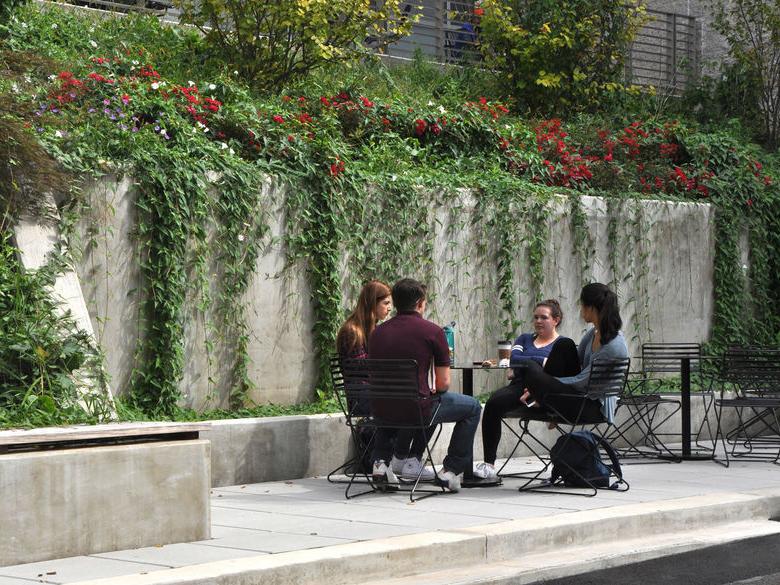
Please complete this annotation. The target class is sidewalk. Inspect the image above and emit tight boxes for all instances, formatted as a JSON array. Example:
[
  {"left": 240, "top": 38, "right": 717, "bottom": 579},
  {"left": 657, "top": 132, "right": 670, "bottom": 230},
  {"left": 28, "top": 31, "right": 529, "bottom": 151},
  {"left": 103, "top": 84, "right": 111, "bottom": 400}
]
[{"left": 3, "top": 456, "right": 780, "bottom": 585}]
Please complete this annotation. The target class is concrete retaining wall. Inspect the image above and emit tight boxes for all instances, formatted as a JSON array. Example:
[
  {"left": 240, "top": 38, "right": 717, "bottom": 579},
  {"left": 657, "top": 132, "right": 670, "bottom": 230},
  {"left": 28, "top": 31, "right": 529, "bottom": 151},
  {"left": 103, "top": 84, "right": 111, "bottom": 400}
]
[
  {"left": 75, "top": 177, "right": 716, "bottom": 409},
  {"left": 0, "top": 440, "right": 211, "bottom": 566}
]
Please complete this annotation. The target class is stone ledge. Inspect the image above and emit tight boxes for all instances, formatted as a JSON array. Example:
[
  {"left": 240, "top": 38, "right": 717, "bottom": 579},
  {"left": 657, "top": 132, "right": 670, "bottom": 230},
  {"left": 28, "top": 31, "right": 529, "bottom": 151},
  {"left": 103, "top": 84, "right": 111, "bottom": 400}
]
[{"left": 0, "top": 440, "right": 211, "bottom": 566}]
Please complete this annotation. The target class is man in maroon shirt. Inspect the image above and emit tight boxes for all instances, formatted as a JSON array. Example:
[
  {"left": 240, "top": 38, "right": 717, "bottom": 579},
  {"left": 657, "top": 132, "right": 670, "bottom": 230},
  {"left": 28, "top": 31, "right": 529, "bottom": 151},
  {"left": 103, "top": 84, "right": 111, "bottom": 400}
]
[{"left": 369, "top": 278, "right": 482, "bottom": 492}]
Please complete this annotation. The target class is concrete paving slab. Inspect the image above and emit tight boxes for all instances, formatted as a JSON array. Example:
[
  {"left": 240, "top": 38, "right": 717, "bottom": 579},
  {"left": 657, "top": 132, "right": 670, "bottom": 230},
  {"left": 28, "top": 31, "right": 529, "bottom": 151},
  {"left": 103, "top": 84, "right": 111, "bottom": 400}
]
[
  {"left": 0, "top": 557, "right": 164, "bottom": 584},
  {"left": 196, "top": 525, "right": 348, "bottom": 553},
  {"left": 211, "top": 504, "right": 453, "bottom": 538},
  {"left": 0, "top": 577, "right": 42, "bottom": 585},
  {"left": 92, "top": 543, "right": 262, "bottom": 568}
]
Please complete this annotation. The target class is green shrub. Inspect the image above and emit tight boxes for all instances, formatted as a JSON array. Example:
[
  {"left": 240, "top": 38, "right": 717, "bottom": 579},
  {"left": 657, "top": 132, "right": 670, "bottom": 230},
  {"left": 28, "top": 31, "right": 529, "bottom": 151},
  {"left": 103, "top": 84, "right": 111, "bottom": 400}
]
[
  {"left": 478, "top": 0, "right": 646, "bottom": 115},
  {"left": 0, "top": 234, "right": 109, "bottom": 428},
  {"left": 175, "top": 0, "right": 414, "bottom": 92}
]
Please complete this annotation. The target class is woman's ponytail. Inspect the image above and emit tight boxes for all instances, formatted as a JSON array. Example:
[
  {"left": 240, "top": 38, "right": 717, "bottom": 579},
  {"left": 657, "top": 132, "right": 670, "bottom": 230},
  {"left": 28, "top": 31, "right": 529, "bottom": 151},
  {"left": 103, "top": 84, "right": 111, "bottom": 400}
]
[{"left": 580, "top": 283, "right": 622, "bottom": 344}]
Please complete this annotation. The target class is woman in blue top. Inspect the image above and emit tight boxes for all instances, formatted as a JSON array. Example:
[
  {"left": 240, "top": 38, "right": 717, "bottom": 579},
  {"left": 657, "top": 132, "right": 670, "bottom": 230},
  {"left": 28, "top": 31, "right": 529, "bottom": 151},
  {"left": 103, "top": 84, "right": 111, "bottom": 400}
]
[
  {"left": 521, "top": 282, "right": 629, "bottom": 426},
  {"left": 474, "top": 299, "right": 580, "bottom": 479}
]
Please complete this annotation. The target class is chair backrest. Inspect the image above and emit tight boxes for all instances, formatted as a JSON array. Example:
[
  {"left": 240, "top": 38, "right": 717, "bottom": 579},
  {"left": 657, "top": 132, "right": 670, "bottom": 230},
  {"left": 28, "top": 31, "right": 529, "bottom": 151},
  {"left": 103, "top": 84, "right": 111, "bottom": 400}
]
[
  {"left": 585, "top": 357, "right": 631, "bottom": 398},
  {"left": 341, "top": 358, "right": 428, "bottom": 426},
  {"left": 722, "top": 347, "right": 780, "bottom": 396},
  {"left": 641, "top": 343, "right": 701, "bottom": 374}
]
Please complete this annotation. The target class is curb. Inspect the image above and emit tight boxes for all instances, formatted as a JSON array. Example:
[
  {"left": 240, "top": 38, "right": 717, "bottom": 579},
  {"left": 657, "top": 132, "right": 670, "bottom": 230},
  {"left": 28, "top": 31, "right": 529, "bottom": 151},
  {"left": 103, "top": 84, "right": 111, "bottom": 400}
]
[{"left": 71, "top": 488, "right": 780, "bottom": 585}]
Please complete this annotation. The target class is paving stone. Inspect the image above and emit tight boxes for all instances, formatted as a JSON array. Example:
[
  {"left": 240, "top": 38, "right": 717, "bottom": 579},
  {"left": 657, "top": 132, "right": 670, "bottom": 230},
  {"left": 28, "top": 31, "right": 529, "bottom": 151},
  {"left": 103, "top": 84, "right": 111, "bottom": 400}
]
[
  {"left": 194, "top": 526, "right": 348, "bottom": 553},
  {"left": 0, "top": 556, "right": 164, "bottom": 584},
  {"left": 92, "top": 543, "right": 263, "bottom": 568}
]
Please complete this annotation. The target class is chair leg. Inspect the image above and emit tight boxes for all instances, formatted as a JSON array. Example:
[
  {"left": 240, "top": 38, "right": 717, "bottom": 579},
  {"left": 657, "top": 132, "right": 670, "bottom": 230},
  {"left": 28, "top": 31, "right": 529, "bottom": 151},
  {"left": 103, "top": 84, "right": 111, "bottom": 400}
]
[{"left": 713, "top": 402, "right": 730, "bottom": 468}]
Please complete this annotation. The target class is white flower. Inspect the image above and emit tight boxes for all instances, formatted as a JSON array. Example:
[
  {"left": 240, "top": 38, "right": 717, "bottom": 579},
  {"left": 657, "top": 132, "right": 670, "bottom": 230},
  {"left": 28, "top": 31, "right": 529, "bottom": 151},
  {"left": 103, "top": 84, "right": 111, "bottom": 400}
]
[
  {"left": 11, "top": 83, "right": 19, "bottom": 93},
  {"left": 188, "top": 80, "right": 195, "bottom": 87},
  {"left": 237, "top": 234, "right": 245, "bottom": 242},
  {"left": 21, "top": 22, "right": 28, "bottom": 28},
  {"left": 208, "top": 83, "right": 216, "bottom": 90},
  {"left": 202, "top": 127, "right": 209, "bottom": 133},
  {"left": 220, "top": 142, "right": 228, "bottom": 149},
  {"left": 438, "top": 105, "right": 446, "bottom": 114},
  {"left": 151, "top": 82, "right": 160, "bottom": 90},
  {"left": 89, "top": 40, "right": 97, "bottom": 48},
  {"left": 132, "top": 60, "right": 139, "bottom": 65},
  {"left": 51, "top": 23, "right": 57, "bottom": 29},
  {"left": 229, "top": 148, "right": 234, "bottom": 155},
  {"left": 233, "top": 70, "right": 239, "bottom": 75},
  {"left": 391, "top": 175, "right": 397, "bottom": 182},
  {"left": 54, "top": 130, "right": 63, "bottom": 138},
  {"left": 48, "top": 74, "right": 56, "bottom": 81},
  {"left": 196, "top": 121, "right": 206, "bottom": 129}
]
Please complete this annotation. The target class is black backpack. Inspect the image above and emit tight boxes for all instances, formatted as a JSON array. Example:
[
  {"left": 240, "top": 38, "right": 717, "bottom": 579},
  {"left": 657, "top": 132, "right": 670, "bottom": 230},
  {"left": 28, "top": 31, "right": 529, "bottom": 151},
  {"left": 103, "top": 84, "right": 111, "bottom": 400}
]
[{"left": 550, "top": 430, "right": 623, "bottom": 489}]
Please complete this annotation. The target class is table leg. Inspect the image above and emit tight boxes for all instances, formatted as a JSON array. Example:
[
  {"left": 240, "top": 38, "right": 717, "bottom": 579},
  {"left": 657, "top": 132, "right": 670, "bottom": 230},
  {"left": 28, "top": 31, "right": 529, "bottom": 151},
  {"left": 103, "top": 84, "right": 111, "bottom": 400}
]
[
  {"left": 462, "top": 368, "right": 474, "bottom": 397},
  {"left": 682, "top": 357, "right": 691, "bottom": 458},
  {"left": 679, "top": 356, "right": 713, "bottom": 461}
]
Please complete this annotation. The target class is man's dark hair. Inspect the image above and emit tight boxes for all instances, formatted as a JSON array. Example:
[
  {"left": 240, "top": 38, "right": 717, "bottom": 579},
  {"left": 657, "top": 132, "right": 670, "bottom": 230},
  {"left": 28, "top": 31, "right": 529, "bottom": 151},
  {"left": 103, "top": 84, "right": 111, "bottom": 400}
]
[{"left": 392, "top": 278, "right": 427, "bottom": 312}]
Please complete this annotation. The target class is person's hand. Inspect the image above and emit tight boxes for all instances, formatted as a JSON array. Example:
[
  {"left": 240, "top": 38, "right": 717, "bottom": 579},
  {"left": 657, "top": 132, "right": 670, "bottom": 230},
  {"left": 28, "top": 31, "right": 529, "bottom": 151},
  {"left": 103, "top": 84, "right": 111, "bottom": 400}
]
[{"left": 520, "top": 389, "right": 538, "bottom": 408}]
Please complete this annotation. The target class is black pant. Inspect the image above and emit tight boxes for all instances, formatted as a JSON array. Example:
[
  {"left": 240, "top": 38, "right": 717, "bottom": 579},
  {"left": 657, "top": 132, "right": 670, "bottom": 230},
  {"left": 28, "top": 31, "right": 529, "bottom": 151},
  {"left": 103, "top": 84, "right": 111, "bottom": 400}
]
[{"left": 481, "top": 337, "right": 582, "bottom": 464}]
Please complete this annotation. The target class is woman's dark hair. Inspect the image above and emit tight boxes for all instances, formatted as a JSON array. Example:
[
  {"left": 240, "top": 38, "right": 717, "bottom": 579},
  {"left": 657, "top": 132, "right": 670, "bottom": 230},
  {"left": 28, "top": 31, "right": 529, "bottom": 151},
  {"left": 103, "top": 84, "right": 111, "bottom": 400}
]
[
  {"left": 392, "top": 278, "right": 427, "bottom": 312},
  {"left": 580, "top": 283, "right": 622, "bottom": 344},
  {"left": 535, "top": 299, "right": 563, "bottom": 326}
]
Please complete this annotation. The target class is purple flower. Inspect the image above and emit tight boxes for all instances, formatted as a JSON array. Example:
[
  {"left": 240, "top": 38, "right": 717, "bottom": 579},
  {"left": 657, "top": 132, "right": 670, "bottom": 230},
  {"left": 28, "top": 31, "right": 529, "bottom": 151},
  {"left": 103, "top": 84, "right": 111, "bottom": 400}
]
[
  {"left": 132, "top": 126, "right": 139, "bottom": 133},
  {"left": 37, "top": 127, "right": 44, "bottom": 133},
  {"left": 154, "top": 125, "right": 160, "bottom": 132},
  {"left": 69, "top": 92, "right": 76, "bottom": 98},
  {"left": 118, "top": 124, "right": 127, "bottom": 131},
  {"left": 35, "top": 111, "right": 41, "bottom": 117},
  {"left": 103, "top": 98, "right": 111, "bottom": 106},
  {"left": 109, "top": 114, "right": 116, "bottom": 120},
  {"left": 50, "top": 107, "right": 59, "bottom": 114},
  {"left": 103, "top": 108, "right": 111, "bottom": 115},
  {"left": 88, "top": 108, "right": 96, "bottom": 113}
]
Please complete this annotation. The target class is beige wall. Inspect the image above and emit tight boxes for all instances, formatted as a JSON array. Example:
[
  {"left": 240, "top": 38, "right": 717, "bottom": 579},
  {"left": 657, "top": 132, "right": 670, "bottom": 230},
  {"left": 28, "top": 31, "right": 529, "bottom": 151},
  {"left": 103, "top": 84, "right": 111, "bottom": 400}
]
[{"left": 75, "top": 177, "right": 715, "bottom": 408}]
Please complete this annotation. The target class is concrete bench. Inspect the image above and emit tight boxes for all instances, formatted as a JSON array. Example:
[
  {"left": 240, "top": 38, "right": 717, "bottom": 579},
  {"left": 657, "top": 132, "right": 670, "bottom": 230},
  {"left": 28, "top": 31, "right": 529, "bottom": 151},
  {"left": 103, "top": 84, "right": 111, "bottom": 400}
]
[{"left": 0, "top": 422, "right": 211, "bottom": 566}]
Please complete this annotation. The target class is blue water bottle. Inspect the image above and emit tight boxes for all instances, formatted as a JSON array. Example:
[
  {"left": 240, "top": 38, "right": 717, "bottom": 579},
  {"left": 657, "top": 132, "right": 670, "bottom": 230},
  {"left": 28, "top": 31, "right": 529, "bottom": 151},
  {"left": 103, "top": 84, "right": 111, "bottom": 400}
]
[{"left": 443, "top": 321, "right": 456, "bottom": 366}]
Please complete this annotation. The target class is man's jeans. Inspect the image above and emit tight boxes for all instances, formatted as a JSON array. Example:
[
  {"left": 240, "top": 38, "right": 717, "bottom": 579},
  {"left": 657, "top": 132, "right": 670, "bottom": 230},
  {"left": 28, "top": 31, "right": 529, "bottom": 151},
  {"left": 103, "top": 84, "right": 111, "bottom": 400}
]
[
  {"left": 430, "top": 391, "right": 482, "bottom": 475},
  {"left": 371, "top": 392, "right": 481, "bottom": 475}
]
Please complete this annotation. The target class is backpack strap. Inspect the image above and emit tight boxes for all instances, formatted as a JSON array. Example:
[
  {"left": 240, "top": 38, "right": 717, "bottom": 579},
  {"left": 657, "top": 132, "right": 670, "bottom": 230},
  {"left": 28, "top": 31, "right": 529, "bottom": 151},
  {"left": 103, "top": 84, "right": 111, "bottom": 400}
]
[{"left": 595, "top": 434, "right": 624, "bottom": 489}]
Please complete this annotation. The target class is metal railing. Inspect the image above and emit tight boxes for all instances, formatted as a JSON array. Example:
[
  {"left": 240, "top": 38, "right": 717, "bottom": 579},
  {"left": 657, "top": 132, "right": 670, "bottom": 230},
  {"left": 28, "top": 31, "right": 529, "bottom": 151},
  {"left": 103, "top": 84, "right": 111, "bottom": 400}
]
[{"left": 626, "top": 9, "right": 701, "bottom": 94}]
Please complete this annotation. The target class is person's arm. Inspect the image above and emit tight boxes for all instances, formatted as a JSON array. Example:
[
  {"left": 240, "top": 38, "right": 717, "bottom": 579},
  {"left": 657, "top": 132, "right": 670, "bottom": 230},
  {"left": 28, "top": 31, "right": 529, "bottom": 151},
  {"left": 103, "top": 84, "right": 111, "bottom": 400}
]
[
  {"left": 434, "top": 365, "right": 450, "bottom": 393},
  {"left": 432, "top": 327, "right": 451, "bottom": 393}
]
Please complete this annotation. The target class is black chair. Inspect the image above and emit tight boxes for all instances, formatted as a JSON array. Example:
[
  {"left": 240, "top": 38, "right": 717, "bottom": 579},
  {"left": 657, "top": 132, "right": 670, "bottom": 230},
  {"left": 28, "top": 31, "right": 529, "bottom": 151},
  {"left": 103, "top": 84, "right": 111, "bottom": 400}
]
[
  {"left": 326, "top": 356, "right": 375, "bottom": 496},
  {"left": 713, "top": 347, "right": 780, "bottom": 467},
  {"left": 335, "top": 358, "right": 446, "bottom": 502},
  {"left": 498, "top": 358, "right": 631, "bottom": 497},
  {"left": 606, "top": 343, "right": 713, "bottom": 462}
]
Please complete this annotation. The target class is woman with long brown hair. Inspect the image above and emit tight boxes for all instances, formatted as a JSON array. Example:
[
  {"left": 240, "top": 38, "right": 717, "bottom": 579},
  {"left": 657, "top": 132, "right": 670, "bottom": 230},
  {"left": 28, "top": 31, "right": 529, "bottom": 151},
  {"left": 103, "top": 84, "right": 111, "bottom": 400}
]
[{"left": 336, "top": 279, "right": 392, "bottom": 359}]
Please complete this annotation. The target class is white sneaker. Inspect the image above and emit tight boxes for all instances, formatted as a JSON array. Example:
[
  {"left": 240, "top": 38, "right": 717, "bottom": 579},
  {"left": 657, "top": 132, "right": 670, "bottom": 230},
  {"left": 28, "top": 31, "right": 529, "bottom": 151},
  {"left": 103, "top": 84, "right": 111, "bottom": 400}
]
[
  {"left": 401, "top": 457, "right": 436, "bottom": 481},
  {"left": 435, "top": 469, "right": 462, "bottom": 492},
  {"left": 372, "top": 460, "right": 398, "bottom": 485},
  {"left": 390, "top": 455, "right": 407, "bottom": 475},
  {"left": 473, "top": 462, "right": 498, "bottom": 480}
]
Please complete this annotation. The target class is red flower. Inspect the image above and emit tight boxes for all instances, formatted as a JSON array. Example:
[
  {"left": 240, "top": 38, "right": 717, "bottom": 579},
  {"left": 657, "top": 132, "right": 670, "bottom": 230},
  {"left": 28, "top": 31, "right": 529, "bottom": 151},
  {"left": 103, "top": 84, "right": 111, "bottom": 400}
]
[
  {"left": 604, "top": 152, "right": 613, "bottom": 162},
  {"left": 121, "top": 94, "right": 131, "bottom": 105},
  {"left": 320, "top": 96, "right": 331, "bottom": 106},
  {"left": 764, "top": 175, "right": 773, "bottom": 186},
  {"left": 747, "top": 198, "right": 754, "bottom": 207},
  {"left": 272, "top": 115, "right": 285, "bottom": 123},
  {"left": 381, "top": 117, "right": 391, "bottom": 127},
  {"left": 414, "top": 118, "right": 427, "bottom": 136},
  {"left": 329, "top": 159, "right": 346, "bottom": 177},
  {"left": 359, "top": 96, "right": 374, "bottom": 108}
]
